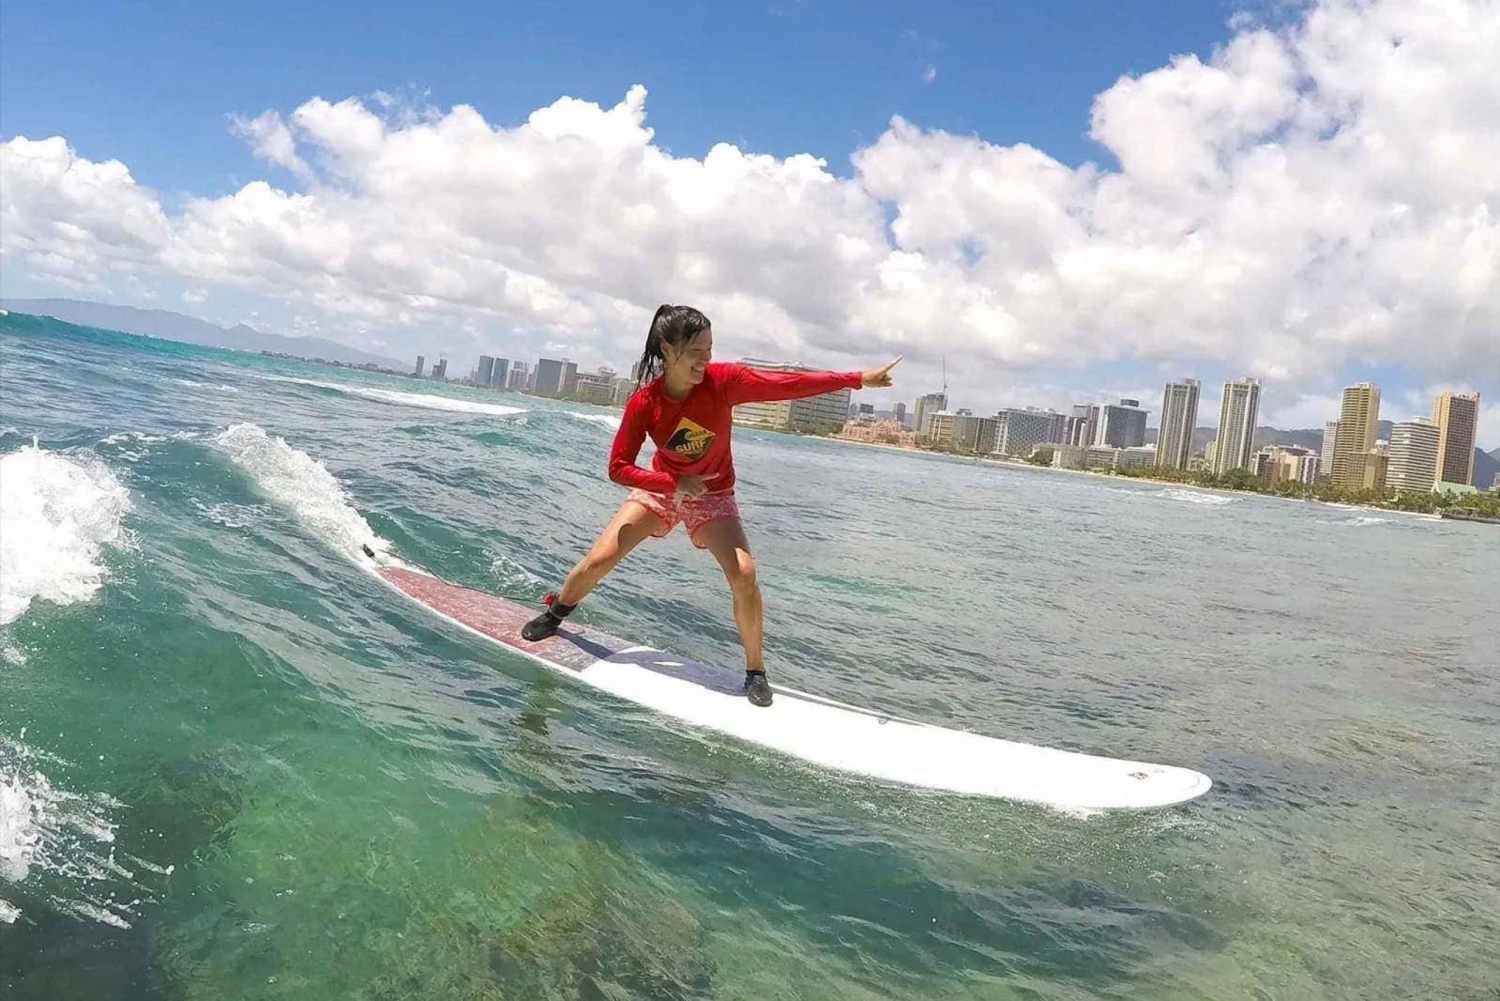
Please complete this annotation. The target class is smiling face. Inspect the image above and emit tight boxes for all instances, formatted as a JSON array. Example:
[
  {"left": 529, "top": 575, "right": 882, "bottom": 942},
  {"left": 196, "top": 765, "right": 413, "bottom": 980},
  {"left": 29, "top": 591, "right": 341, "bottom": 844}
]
[{"left": 662, "top": 326, "right": 713, "bottom": 386}]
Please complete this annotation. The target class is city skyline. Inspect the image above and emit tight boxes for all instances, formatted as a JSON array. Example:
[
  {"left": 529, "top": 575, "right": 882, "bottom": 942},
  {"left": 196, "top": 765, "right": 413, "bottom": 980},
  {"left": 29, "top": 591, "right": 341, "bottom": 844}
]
[
  {"left": 430, "top": 343, "right": 1491, "bottom": 471},
  {"left": 401, "top": 340, "right": 1492, "bottom": 491}
]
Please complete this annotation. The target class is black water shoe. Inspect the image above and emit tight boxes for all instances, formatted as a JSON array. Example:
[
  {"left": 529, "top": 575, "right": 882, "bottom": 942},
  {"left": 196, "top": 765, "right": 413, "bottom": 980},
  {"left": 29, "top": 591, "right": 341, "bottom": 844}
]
[
  {"left": 744, "top": 670, "right": 773, "bottom": 707},
  {"left": 521, "top": 593, "right": 574, "bottom": 642}
]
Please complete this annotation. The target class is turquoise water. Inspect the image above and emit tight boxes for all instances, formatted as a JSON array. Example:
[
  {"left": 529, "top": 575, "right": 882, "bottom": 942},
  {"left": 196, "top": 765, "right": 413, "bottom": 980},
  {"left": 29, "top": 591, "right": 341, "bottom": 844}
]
[{"left": 1, "top": 311, "right": 1495, "bottom": 1000}]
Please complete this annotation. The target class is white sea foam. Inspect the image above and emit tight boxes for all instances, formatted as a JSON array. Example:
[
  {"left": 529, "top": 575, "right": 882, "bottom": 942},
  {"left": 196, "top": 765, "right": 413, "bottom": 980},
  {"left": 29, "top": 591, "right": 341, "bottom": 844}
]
[
  {"left": 268, "top": 375, "right": 526, "bottom": 417},
  {"left": 97, "top": 430, "right": 199, "bottom": 463},
  {"left": 1337, "top": 515, "right": 1390, "bottom": 526},
  {"left": 191, "top": 498, "right": 263, "bottom": 529},
  {"left": 488, "top": 552, "right": 544, "bottom": 589},
  {"left": 212, "top": 423, "right": 388, "bottom": 558},
  {"left": 0, "top": 445, "right": 133, "bottom": 626},
  {"left": 567, "top": 411, "right": 622, "bottom": 430},
  {"left": 98, "top": 431, "right": 169, "bottom": 447},
  {"left": 1152, "top": 488, "right": 1235, "bottom": 506},
  {"left": 168, "top": 377, "right": 238, "bottom": 392},
  {"left": 0, "top": 733, "right": 149, "bottom": 928}
]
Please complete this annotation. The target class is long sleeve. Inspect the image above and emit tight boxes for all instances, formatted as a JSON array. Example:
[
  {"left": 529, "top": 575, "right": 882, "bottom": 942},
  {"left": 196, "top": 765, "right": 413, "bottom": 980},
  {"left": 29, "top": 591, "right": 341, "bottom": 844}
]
[
  {"left": 721, "top": 362, "right": 864, "bottom": 406},
  {"left": 608, "top": 396, "right": 677, "bottom": 493}
]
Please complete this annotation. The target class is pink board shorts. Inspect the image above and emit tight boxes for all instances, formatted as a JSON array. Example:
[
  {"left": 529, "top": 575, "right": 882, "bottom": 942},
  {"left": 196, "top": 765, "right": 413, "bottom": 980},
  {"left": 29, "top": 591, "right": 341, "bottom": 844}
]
[{"left": 627, "top": 488, "right": 740, "bottom": 548}]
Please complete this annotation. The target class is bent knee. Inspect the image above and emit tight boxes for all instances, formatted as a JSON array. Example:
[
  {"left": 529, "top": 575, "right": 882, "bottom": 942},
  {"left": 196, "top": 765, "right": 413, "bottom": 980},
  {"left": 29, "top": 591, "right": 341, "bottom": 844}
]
[
  {"left": 582, "top": 545, "right": 622, "bottom": 573},
  {"left": 726, "top": 550, "right": 758, "bottom": 589}
]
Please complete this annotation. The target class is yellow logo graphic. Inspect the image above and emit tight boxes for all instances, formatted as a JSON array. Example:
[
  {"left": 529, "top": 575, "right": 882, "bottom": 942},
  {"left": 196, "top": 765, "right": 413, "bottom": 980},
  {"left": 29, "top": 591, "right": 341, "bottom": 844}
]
[{"left": 665, "top": 417, "right": 715, "bottom": 460}]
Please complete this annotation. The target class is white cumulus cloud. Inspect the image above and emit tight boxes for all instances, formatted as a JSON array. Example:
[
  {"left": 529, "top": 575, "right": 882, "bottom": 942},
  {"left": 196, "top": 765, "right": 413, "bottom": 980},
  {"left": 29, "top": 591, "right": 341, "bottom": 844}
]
[
  {"left": 0, "top": 0, "right": 1495, "bottom": 422},
  {"left": 228, "top": 110, "right": 311, "bottom": 177}
]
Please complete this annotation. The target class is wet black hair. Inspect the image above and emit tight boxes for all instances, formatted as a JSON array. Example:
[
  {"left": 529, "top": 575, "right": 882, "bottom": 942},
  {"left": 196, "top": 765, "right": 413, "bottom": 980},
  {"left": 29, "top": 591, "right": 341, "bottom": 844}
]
[{"left": 634, "top": 304, "right": 711, "bottom": 389}]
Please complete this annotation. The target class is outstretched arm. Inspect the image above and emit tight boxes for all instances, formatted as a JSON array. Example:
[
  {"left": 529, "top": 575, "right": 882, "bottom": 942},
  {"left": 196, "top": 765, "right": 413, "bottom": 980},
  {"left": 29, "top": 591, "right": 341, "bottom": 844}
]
[{"left": 723, "top": 357, "right": 901, "bottom": 405}]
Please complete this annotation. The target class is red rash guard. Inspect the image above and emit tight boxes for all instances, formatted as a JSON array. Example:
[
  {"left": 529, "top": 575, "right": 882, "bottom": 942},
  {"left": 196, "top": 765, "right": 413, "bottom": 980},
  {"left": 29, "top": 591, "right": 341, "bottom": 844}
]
[{"left": 608, "top": 361, "right": 864, "bottom": 494}]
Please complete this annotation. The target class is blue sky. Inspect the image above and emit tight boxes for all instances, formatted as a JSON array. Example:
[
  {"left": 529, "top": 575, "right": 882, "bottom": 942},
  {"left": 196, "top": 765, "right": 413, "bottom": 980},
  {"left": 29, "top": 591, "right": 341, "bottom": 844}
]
[
  {"left": 2, "top": 0, "right": 1495, "bottom": 444},
  {"left": 3, "top": 0, "right": 1243, "bottom": 191}
]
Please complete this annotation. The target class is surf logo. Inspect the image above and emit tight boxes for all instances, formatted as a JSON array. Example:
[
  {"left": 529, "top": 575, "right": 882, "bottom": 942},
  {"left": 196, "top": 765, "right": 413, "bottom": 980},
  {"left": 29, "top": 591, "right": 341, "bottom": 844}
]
[{"left": 665, "top": 417, "right": 714, "bottom": 459}]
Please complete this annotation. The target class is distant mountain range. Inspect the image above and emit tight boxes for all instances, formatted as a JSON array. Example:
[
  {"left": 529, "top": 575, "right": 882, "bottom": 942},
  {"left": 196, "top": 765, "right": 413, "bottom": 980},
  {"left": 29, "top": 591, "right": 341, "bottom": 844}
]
[
  {"left": 1145, "top": 422, "right": 1498, "bottom": 488},
  {"left": 0, "top": 298, "right": 404, "bottom": 370}
]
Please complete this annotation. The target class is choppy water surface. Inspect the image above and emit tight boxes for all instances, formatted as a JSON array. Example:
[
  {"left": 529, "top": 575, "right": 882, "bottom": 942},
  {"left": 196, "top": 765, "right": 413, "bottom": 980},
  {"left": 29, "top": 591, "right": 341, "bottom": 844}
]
[{"left": 1, "top": 312, "right": 1495, "bottom": 999}]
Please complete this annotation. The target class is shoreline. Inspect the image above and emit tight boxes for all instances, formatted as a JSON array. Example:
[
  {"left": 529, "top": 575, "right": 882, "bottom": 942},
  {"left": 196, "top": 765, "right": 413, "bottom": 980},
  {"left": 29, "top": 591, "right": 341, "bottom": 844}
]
[{"left": 805, "top": 431, "right": 1455, "bottom": 520}]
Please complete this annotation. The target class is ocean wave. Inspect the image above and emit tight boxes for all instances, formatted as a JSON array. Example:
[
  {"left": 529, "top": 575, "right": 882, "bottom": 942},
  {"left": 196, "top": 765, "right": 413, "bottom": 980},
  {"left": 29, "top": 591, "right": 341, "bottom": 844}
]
[
  {"left": 170, "top": 378, "right": 238, "bottom": 392},
  {"left": 566, "top": 411, "right": 622, "bottom": 430},
  {"left": 1333, "top": 515, "right": 1390, "bottom": 526},
  {"left": 1, "top": 731, "right": 164, "bottom": 928},
  {"left": 267, "top": 375, "right": 526, "bottom": 417},
  {"left": 212, "top": 423, "right": 389, "bottom": 559},
  {"left": 1152, "top": 488, "right": 1236, "bottom": 506},
  {"left": 1108, "top": 486, "right": 1237, "bottom": 506},
  {"left": 0, "top": 445, "right": 134, "bottom": 626}
]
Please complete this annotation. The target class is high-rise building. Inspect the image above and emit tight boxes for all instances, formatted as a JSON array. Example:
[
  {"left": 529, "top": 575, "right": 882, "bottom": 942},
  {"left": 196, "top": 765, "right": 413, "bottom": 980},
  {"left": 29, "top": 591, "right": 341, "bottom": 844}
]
[
  {"left": 920, "top": 410, "right": 959, "bottom": 446},
  {"left": 431, "top": 358, "right": 448, "bottom": 381},
  {"left": 892, "top": 401, "right": 907, "bottom": 427},
  {"left": 414, "top": 355, "right": 425, "bottom": 378},
  {"left": 1156, "top": 379, "right": 1201, "bottom": 470},
  {"left": 506, "top": 361, "right": 528, "bottom": 391},
  {"left": 561, "top": 361, "right": 580, "bottom": 395},
  {"left": 1387, "top": 418, "right": 1440, "bottom": 493},
  {"left": 1321, "top": 421, "right": 1339, "bottom": 476},
  {"left": 1211, "top": 378, "right": 1261, "bottom": 475},
  {"left": 913, "top": 393, "right": 948, "bottom": 437},
  {"left": 477, "top": 355, "right": 495, "bottom": 386},
  {"left": 1097, "top": 398, "right": 1149, "bottom": 448},
  {"left": 950, "top": 413, "right": 998, "bottom": 454},
  {"left": 1331, "top": 382, "right": 1380, "bottom": 489},
  {"left": 1362, "top": 448, "right": 1388, "bottom": 492},
  {"left": 731, "top": 359, "right": 852, "bottom": 433},
  {"left": 491, "top": 357, "right": 510, "bottom": 389},
  {"left": 1204, "top": 438, "right": 1218, "bottom": 468},
  {"left": 993, "top": 408, "right": 1058, "bottom": 457},
  {"left": 1065, "top": 404, "right": 1100, "bottom": 447},
  {"left": 533, "top": 358, "right": 566, "bottom": 395},
  {"left": 1432, "top": 391, "right": 1480, "bottom": 486},
  {"left": 1044, "top": 409, "right": 1067, "bottom": 445}
]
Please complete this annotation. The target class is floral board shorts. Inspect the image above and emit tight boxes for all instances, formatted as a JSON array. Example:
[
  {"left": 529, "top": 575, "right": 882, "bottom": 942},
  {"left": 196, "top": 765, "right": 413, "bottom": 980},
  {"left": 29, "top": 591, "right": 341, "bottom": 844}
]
[{"left": 627, "top": 488, "right": 740, "bottom": 548}]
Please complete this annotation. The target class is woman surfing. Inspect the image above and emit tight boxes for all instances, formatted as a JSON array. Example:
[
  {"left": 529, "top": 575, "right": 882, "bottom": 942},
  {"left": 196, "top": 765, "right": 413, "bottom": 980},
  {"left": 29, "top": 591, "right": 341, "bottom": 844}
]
[{"left": 521, "top": 304, "right": 899, "bottom": 706}]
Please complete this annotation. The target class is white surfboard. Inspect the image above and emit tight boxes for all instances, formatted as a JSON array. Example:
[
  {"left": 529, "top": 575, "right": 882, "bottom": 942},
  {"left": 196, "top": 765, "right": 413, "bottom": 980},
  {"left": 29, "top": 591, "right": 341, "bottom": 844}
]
[{"left": 362, "top": 550, "right": 1211, "bottom": 811}]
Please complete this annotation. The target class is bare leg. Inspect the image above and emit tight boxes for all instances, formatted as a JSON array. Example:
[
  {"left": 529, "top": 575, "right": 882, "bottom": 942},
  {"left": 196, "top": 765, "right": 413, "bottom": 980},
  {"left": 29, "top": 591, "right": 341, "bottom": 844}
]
[
  {"left": 695, "top": 517, "right": 764, "bottom": 672},
  {"left": 555, "top": 501, "right": 665, "bottom": 606}
]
